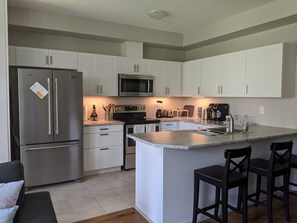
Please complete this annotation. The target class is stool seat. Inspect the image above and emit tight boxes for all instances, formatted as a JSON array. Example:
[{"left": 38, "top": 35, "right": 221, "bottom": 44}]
[
  {"left": 192, "top": 146, "right": 251, "bottom": 223},
  {"left": 250, "top": 158, "right": 290, "bottom": 176},
  {"left": 195, "top": 165, "right": 246, "bottom": 187}
]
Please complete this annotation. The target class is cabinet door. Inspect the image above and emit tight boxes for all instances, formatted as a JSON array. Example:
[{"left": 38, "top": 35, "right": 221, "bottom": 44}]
[
  {"left": 118, "top": 57, "right": 134, "bottom": 73},
  {"left": 246, "top": 44, "right": 283, "bottom": 97},
  {"left": 134, "top": 58, "right": 151, "bottom": 74},
  {"left": 150, "top": 60, "right": 165, "bottom": 96},
  {"left": 16, "top": 47, "right": 49, "bottom": 67},
  {"left": 48, "top": 50, "right": 78, "bottom": 69},
  {"left": 99, "top": 55, "right": 118, "bottom": 96},
  {"left": 9, "top": 46, "right": 16, "bottom": 65},
  {"left": 164, "top": 61, "right": 181, "bottom": 96},
  {"left": 220, "top": 51, "right": 246, "bottom": 97},
  {"left": 182, "top": 60, "right": 201, "bottom": 96},
  {"left": 78, "top": 53, "right": 100, "bottom": 96},
  {"left": 160, "top": 121, "right": 178, "bottom": 131},
  {"left": 200, "top": 56, "right": 221, "bottom": 97}
]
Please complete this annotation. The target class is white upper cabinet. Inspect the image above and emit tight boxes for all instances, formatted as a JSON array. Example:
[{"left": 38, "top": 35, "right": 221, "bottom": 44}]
[
  {"left": 15, "top": 47, "right": 78, "bottom": 69},
  {"left": 98, "top": 55, "right": 118, "bottom": 96},
  {"left": 78, "top": 53, "right": 118, "bottom": 96},
  {"left": 118, "top": 57, "right": 150, "bottom": 74},
  {"left": 164, "top": 61, "right": 182, "bottom": 96},
  {"left": 182, "top": 59, "right": 201, "bottom": 97},
  {"left": 220, "top": 51, "right": 246, "bottom": 97},
  {"left": 200, "top": 56, "right": 221, "bottom": 97},
  {"left": 245, "top": 43, "right": 295, "bottom": 98},
  {"left": 151, "top": 60, "right": 181, "bottom": 96},
  {"left": 78, "top": 53, "right": 100, "bottom": 96}
]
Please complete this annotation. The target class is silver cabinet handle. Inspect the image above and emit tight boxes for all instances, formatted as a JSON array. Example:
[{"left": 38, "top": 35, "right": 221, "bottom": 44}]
[
  {"left": 50, "top": 56, "right": 53, "bottom": 65},
  {"left": 47, "top": 78, "right": 52, "bottom": 135},
  {"left": 100, "top": 128, "right": 109, "bottom": 130},
  {"left": 245, "top": 84, "right": 248, "bottom": 94},
  {"left": 100, "top": 133, "right": 109, "bottom": 136},
  {"left": 96, "top": 85, "right": 99, "bottom": 94},
  {"left": 218, "top": 86, "right": 220, "bottom": 94},
  {"left": 221, "top": 86, "right": 223, "bottom": 94},
  {"left": 166, "top": 124, "right": 173, "bottom": 126},
  {"left": 46, "top": 55, "right": 49, "bottom": 65},
  {"left": 134, "top": 64, "right": 136, "bottom": 72},
  {"left": 25, "top": 144, "right": 81, "bottom": 151},
  {"left": 137, "top": 64, "right": 140, "bottom": 72},
  {"left": 167, "top": 87, "right": 170, "bottom": 95},
  {"left": 100, "top": 148, "right": 109, "bottom": 150},
  {"left": 55, "top": 78, "right": 59, "bottom": 135},
  {"left": 100, "top": 85, "right": 103, "bottom": 94},
  {"left": 198, "top": 87, "right": 200, "bottom": 95}
]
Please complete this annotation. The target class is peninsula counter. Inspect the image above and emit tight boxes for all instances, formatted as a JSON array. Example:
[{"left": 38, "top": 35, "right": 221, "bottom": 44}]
[{"left": 129, "top": 125, "right": 297, "bottom": 223}]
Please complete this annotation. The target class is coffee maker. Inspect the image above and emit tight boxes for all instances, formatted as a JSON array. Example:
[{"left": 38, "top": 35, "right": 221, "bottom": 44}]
[{"left": 207, "top": 103, "right": 229, "bottom": 121}]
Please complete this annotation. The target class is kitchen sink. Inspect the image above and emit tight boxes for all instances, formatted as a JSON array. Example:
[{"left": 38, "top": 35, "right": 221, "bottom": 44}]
[{"left": 187, "top": 127, "right": 243, "bottom": 136}]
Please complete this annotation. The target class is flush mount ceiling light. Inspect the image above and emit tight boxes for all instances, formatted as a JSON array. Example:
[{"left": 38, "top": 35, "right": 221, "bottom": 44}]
[{"left": 148, "top": 9, "right": 167, "bottom": 20}]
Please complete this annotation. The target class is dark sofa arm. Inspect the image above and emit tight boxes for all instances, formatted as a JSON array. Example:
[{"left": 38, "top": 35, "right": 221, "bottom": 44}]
[{"left": 0, "top": 160, "right": 24, "bottom": 183}]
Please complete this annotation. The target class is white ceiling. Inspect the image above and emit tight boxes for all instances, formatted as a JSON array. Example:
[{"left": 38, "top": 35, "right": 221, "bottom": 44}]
[{"left": 8, "top": 0, "right": 274, "bottom": 34}]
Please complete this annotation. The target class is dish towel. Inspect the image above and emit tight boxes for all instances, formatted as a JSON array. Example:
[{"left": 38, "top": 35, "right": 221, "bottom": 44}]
[
  {"left": 133, "top": 124, "right": 145, "bottom": 133},
  {"left": 146, "top": 124, "right": 156, "bottom": 133}
]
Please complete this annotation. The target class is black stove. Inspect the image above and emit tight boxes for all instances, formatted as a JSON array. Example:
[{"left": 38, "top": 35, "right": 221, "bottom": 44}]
[{"left": 113, "top": 104, "right": 160, "bottom": 170}]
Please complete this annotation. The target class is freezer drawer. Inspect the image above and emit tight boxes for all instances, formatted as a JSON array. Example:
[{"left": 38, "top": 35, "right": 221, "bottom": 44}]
[
  {"left": 125, "top": 153, "right": 135, "bottom": 170},
  {"left": 20, "top": 142, "right": 83, "bottom": 187}
]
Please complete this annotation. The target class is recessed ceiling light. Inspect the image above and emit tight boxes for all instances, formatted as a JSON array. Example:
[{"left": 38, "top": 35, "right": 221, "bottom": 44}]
[{"left": 148, "top": 10, "right": 167, "bottom": 20}]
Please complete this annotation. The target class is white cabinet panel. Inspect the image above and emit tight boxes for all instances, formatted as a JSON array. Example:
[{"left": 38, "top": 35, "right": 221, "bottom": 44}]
[
  {"left": 16, "top": 47, "right": 49, "bottom": 67},
  {"left": 84, "top": 145, "right": 123, "bottom": 171},
  {"left": 48, "top": 49, "right": 77, "bottom": 69},
  {"left": 15, "top": 47, "right": 78, "bottom": 69},
  {"left": 78, "top": 53, "right": 99, "bottom": 96},
  {"left": 151, "top": 60, "right": 165, "bottom": 95},
  {"left": 83, "top": 125, "right": 123, "bottom": 172},
  {"left": 220, "top": 51, "right": 246, "bottom": 97},
  {"left": 182, "top": 60, "right": 201, "bottom": 96},
  {"left": 160, "top": 121, "right": 178, "bottom": 131},
  {"left": 99, "top": 55, "right": 118, "bottom": 96},
  {"left": 200, "top": 56, "right": 221, "bottom": 97},
  {"left": 118, "top": 57, "right": 150, "bottom": 74},
  {"left": 246, "top": 44, "right": 283, "bottom": 97}
]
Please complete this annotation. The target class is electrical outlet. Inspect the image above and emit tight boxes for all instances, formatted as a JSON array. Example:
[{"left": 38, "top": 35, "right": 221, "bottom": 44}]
[{"left": 259, "top": 106, "right": 264, "bottom": 115}]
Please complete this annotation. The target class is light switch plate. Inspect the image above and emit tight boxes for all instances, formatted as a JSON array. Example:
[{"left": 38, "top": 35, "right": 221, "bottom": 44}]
[{"left": 259, "top": 106, "right": 264, "bottom": 115}]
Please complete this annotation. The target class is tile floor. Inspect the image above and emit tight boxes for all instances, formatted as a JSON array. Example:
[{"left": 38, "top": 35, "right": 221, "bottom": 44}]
[{"left": 28, "top": 170, "right": 135, "bottom": 223}]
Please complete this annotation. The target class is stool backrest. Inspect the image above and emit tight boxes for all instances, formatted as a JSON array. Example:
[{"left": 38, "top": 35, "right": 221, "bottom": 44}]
[
  {"left": 269, "top": 141, "right": 293, "bottom": 176},
  {"left": 223, "top": 146, "right": 252, "bottom": 184}
]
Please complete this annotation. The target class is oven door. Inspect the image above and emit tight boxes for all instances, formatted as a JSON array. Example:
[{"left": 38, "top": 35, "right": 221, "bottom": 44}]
[
  {"left": 118, "top": 74, "right": 154, "bottom": 96},
  {"left": 126, "top": 124, "right": 136, "bottom": 155}
]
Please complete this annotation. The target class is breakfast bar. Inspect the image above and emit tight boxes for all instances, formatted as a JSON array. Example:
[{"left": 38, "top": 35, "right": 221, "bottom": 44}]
[{"left": 129, "top": 126, "right": 297, "bottom": 223}]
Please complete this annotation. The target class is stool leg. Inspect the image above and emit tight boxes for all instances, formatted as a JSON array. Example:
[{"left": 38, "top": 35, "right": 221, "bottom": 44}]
[
  {"left": 222, "top": 187, "right": 228, "bottom": 223},
  {"left": 192, "top": 174, "right": 199, "bottom": 223},
  {"left": 284, "top": 173, "right": 290, "bottom": 222},
  {"left": 241, "top": 184, "right": 248, "bottom": 223},
  {"left": 267, "top": 177, "right": 274, "bottom": 223},
  {"left": 214, "top": 187, "right": 220, "bottom": 218},
  {"left": 237, "top": 186, "right": 242, "bottom": 211},
  {"left": 255, "top": 174, "right": 262, "bottom": 207}
]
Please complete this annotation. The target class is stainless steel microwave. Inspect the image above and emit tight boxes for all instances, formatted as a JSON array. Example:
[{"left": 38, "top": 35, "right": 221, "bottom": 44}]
[{"left": 118, "top": 74, "right": 154, "bottom": 96}]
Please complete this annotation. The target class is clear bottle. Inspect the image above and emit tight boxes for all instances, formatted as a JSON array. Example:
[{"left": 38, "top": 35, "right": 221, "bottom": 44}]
[
  {"left": 90, "top": 104, "right": 98, "bottom": 121},
  {"left": 242, "top": 114, "right": 249, "bottom": 133}
]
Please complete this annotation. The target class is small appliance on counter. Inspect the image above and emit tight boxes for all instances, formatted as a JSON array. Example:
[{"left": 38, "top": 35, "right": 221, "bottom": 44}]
[{"left": 207, "top": 103, "right": 229, "bottom": 121}]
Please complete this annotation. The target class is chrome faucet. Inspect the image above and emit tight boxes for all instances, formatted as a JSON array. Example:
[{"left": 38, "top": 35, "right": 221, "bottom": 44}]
[{"left": 225, "top": 114, "right": 234, "bottom": 133}]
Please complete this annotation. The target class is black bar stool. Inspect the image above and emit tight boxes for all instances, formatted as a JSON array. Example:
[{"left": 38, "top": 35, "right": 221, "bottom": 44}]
[
  {"left": 192, "top": 146, "right": 251, "bottom": 223},
  {"left": 248, "top": 141, "right": 293, "bottom": 223},
  {"left": 290, "top": 154, "right": 297, "bottom": 196}
]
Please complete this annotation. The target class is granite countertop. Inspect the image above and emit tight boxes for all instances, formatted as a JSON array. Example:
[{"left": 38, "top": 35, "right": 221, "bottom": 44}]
[
  {"left": 128, "top": 125, "right": 297, "bottom": 150},
  {"left": 84, "top": 119, "right": 124, "bottom": 126}
]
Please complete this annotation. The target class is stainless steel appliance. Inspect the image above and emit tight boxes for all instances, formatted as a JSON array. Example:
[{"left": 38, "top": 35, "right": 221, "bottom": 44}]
[
  {"left": 9, "top": 67, "right": 83, "bottom": 187},
  {"left": 118, "top": 74, "right": 154, "bottom": 96},
  {"left": 113, "top": 105, "right": 160, "bottom": 170},
  {"left": 207, "top": 103, "right": 229, "bottom": 121}
]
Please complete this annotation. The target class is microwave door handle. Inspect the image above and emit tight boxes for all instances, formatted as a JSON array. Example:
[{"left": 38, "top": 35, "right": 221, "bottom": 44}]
[{"left": 147, "top": 80, "right": 150, "bottom": 93}]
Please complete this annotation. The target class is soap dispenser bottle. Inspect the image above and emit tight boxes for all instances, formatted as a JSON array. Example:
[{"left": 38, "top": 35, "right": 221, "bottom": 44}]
[{"left": 242, "top": 115, "right": 249, "bottom": 132}]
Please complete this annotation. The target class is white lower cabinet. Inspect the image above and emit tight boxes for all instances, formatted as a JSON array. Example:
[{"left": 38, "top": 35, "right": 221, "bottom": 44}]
[
  {"left": 160, "top": 121, "right": 178, "bottom": 131},
  {"left": 83, "top": 125, "right": 123, "bottom": 172}
]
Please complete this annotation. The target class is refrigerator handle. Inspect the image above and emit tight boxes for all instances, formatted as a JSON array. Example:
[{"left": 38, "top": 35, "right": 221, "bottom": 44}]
[
  {"left": 55, "top": 78, "right": 59, "bottom": 135},
  {"left": 47, "top": 78, "right": 52, "bottom": 135}
]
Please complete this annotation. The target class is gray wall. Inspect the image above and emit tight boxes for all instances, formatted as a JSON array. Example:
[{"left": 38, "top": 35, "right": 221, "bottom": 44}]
[{"left": 9, "top": 30, "right": 185, "bottom": 61}]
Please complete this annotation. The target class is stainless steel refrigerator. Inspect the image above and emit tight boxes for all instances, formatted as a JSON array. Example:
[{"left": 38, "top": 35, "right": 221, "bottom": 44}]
[{"left": 10, "top": 67, "right": 83, "bottom": 187}]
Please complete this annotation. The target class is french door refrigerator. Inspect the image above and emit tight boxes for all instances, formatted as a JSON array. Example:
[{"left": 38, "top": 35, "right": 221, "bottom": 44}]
[{"left": 10, "top": 67, "right": 83, "bottom": 187}]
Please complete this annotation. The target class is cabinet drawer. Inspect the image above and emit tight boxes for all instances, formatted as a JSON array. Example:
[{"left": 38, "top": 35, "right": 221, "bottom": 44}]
[
  {"left": 83, "top": 145, "right": 123, "bottom": 171},
  {"left": 84, "top": 125, "right": 123, "bottom": 134},
  {"left": 160, "top": 121, "right": 178, "bottom": 131},
  {"left": 83, "top": 131, "right": 123, "bottom": 148}
]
